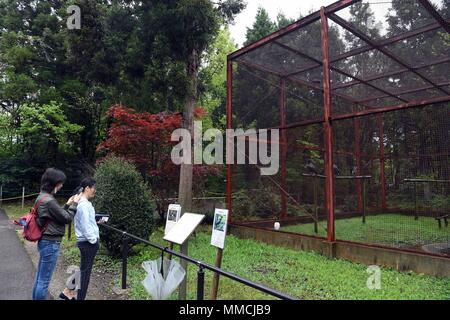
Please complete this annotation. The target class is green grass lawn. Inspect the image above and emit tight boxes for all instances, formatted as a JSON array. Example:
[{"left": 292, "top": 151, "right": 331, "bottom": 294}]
[
  {"left": 1, "top": 200, "right": 36, "bottom": 220},
  {"left": 3, "top": 202, "right": 450, "bottom": 300},
  {"left": 122, "top": 227, "right": 450, "bottom": 300},
  {"left": 282, "top": 214, "right": 449, "bottom": 248}
]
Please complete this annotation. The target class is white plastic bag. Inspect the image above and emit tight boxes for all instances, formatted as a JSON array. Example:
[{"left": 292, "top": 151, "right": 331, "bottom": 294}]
[{"left": 142, "top": 257, "right": 186, "bottom": 300}]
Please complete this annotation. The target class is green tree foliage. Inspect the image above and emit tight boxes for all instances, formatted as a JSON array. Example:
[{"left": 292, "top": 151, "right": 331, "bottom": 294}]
[
  {"left": 0, "top": 0, "right": 244, "bottom": 191},
  {"left": 199, "top": 27, "right": 236, "bottom": 128},
  {"left": 94, "top": 157, "right": 155, "bottom": 255},
  {"left": 18, "top": 102, "right": 83, "bottom": 154},
  {"left": 244, "top": 7, "right": 276, "bottom": 46}
]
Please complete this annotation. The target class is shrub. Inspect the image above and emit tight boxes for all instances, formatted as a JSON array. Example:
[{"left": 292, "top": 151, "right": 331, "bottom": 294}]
[
  {"left": 232, "top": 188, "right": 281, "bottom": 219},
  {"left": 430, "top": 194, "right": 450, "bottom": 210},
  {"left": 94, "top": 157, "right": 155, "bottom": 255},
  {"left": 232, "top": 190, "right": 254, "bottom": 218},
  {"left": 253, "top": 190, "right": 280, "bottom": 218}
]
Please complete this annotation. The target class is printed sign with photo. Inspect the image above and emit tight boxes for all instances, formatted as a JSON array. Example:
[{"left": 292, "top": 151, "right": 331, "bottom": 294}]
[
  {"left": 164, "top": 204, "right": 181, "bottom": 235},
  {"left": 211, "top": 208, "right": 228, "bottom": 249},
  {"left": 168, "top": 209, "right": 178, "bottom": 222}
]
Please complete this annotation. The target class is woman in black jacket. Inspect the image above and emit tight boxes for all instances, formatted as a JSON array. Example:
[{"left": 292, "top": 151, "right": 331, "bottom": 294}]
[{"left": 32, "top": 168, "right": 80, "bottom": 300}]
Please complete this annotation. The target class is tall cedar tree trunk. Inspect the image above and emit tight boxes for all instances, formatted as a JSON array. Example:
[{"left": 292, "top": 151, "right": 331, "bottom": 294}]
[
  {"left": 178, "top": 48, "right": 198, "bottom": 213},
  {"left": 177, "top": 47, "right": 198, "bottom": 300}
]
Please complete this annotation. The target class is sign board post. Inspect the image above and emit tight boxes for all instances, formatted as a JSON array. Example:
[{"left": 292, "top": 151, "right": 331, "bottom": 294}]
[
  {"left": 163, "top": 212, "right": 205, "bottom": 245},
  {"left": 210, "top": 208, "right": 228, "bottom": 300},
  {"left": 179, "top": 241, "right": 188, "bottom": 300}
]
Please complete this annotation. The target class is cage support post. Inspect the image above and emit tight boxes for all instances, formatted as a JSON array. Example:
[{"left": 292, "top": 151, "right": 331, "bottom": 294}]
[
  {"left": 313, "top": 176, "right": 318, "bottom": 234},
  {"left": 378, "top": 114, "right": 387, "bottom": 210},
  {"left": 280, "top": 78, "right": 287, "bottom": 219},
  {"left": 320, "top": 8, "right": 335, "bottom": 242},
  {"left": 354, "top": 118, "right": 363, "bottom": 213},
  {"left": 226, "top": 59, "right": 233, "bottom": 224}
]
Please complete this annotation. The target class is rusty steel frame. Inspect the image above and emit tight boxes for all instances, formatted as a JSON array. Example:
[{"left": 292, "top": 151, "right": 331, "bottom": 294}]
[
  {"left": 286, "top": 20, "right": 448, "bottom": 79},
  {"left": 228, "top": 0, "right": 361, "bottom": 61},
  {"left": 226, "top": 0, "right": 450, "bottom": 256},
  {"left": 358, "top": 80, "right": 450, "bottom": 104},
  {"left": 333, "top": 57, "right": 450, "bottom": 91},
  {"left": 280, "top": 78, "right": 288, "bottom": 218},
  {"left": 226, "top": 59, "right": 233, "bottom": 223},
  {"left": 273, "top": 41, "right": 408, "bottom": 104},
  {"left": 320, "top": 7, "right": 335, "bottom": 242},
  {"left": 236, "top": 58, "right": 364, "bottom": 109},
  {"left": 418, "top": 0, "right": 450, "bottom": 33},
  {"left": 328, "top": 12, "right": 450, "bottom": 97}
]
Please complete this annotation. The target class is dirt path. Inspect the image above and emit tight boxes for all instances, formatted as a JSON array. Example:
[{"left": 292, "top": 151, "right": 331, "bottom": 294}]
[{"left": 22, "top": 238, "right": 125, "bottom": 300}]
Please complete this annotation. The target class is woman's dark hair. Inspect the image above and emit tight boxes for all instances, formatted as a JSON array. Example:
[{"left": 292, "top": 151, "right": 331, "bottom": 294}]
[
  {"left": 79, "top": 177, "right": 96, "bottom": 193},
  {"left": 41, "top": 168, "right": 67, "bottom": 193}
]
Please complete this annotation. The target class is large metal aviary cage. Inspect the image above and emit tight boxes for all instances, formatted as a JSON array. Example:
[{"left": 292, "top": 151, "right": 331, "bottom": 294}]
[{"left": 225, "top": 0, "right": 450, "bottom": 258}]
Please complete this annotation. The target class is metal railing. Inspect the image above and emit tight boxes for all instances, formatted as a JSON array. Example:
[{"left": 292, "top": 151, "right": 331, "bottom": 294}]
[{"left": 99, "top": 223, "right": 296, "bottom": 300}]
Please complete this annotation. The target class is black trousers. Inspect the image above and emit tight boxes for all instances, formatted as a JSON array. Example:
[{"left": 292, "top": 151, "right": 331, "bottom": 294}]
[{"left": 77, "top": 240, "right": 99, "bottom": 300}]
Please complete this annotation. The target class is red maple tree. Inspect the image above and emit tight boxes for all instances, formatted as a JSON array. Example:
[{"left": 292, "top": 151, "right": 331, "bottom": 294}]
[{"left": 97, "top": 105, "right": 219, "bottom": 218}]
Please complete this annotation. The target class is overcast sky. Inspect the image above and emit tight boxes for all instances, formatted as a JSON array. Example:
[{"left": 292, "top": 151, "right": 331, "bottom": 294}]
[{"left": 228, "top": 0, "right": 444, "bottom": 48}]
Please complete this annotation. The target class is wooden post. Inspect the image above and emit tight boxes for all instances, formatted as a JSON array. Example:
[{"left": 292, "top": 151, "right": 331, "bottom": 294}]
[
  {"left": 177, "top": 47, "right": 198, "bottom": 300},
  {"left": 210, "top": 248, "right": 223, "bottom": 300},
  {"left": 179, "top": 224, "right": 189, "bottom": 300},
  {"left": 22, "top": 187, "right": 25, "bottom": 210}
]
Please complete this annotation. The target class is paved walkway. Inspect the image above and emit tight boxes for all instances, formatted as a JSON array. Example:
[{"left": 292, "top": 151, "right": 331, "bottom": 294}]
[
  {"left": 0, "top": 209, "right": 36, "bottom": 300},
  {"left": 0, "top": 208, "right": 124, "bottom": 300}
]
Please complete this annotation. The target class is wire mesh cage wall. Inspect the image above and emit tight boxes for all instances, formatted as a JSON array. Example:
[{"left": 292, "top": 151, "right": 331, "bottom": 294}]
[{"left": 226, "top": 0, "right": 450, "bottom": 257}]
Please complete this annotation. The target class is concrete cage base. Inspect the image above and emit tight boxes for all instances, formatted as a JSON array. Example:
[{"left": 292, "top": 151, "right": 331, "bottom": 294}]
[{"left": 229, "top": 224, "right": 450, "bottom": 278}]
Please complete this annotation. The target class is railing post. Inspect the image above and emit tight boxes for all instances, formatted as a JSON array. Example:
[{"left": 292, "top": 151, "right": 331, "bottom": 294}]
[
  {"left": 197, "top": 264, "right": 205, "bottom": 300},
  {"left": 0, "top": 185, "right": 2, "bottom": 208},
  {"left": 122, "top": 234, "right": 129, "bottom": 290}
]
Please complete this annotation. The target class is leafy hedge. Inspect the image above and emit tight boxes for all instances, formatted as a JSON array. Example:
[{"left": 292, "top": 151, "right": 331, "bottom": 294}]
[{"left": 94, "top": 157, "right": 155, "bottom": 255}]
